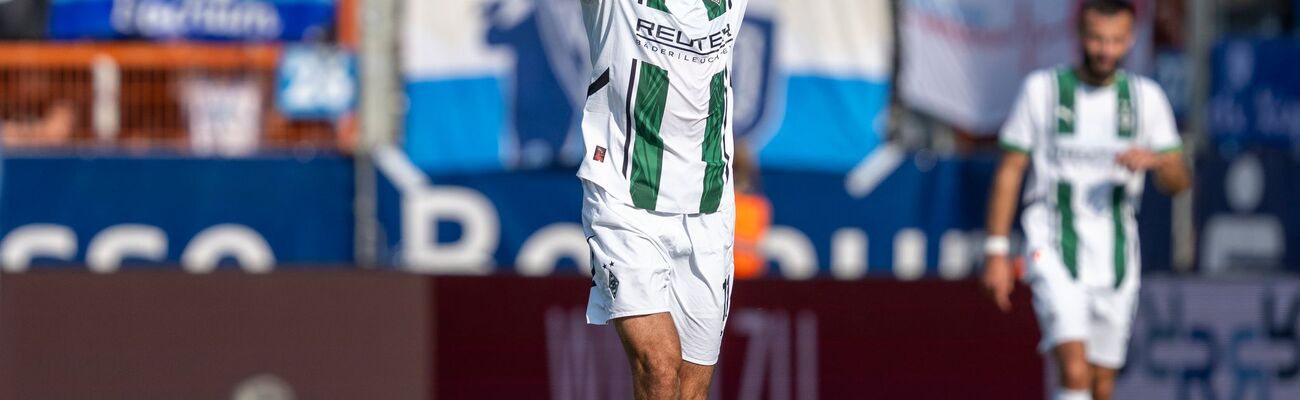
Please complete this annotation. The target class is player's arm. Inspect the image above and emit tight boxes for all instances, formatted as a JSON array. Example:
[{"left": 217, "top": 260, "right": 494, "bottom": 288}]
[
  {"left": 982, "top": 73, "right": 1039, "bottom": 313},
  {"left": 986, "top": 151, "right": 1030, "bottom": 239},
  {"left": 1, "top": 102, "right": 75, "bottom": 148},
  {"left": 982, "top": 150, "right": 1029, "bottom": 313},
  {"left": 1117, "top": 148, "right": 1189, "bottom": 195},
  {"left": 1116, "top": 81, "right": 1189, "bottom": 196}
]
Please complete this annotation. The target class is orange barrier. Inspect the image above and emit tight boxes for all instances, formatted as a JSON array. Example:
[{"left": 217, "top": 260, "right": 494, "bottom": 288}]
[{"left": 0, "top": 41, "right": 345, "bottom": 152}]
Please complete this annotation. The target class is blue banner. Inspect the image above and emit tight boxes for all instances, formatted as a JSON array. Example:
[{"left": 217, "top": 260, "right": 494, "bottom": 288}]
[
  {"left": 0, "top": 156, "right": 354, "bottom": 271},
  {"left": 375, "top": 150, "right": 1176, "bottom": 278},
  {"left": 402, "top": 0, "right": 893, "bottom": 173},
  {"left": 1195, "top": 146, "right": 1300, "bottom": 274},
  {"left": 1209, "top": 39, "right": 1300, "bottom": 145},
  {"left": 49, "top": 0, "right": 336, "bottom": 41}
]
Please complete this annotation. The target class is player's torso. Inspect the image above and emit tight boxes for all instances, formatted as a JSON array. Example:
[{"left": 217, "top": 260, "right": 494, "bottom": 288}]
[
  {"left": 1025, "top": 71, "right": 1149, "bottom": 220},
  {"left": 578, "top": 0, "right": 748, "bottom": 214},
  {"left": 1022, "top": 70, "right": 1148, "bottom": 286}
]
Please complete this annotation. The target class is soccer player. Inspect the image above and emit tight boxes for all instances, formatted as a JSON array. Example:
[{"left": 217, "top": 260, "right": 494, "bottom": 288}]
[
  {"left": 577, "top": 0, "right": 748, "bottom": 399},
  {"left": 981, "top": 1, "right": 1190, "bottom": 400}
]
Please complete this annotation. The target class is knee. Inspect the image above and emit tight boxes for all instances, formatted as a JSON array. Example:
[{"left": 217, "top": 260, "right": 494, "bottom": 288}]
[
  {"left": 633, "top": 352, "right": 681, "bottom": 389},
  {"left": 1091, "top": 373, "right": 1116, "bottom": 400},
  {"left": 1059, "top": 359, "right": 1092, "bottom": 389}
]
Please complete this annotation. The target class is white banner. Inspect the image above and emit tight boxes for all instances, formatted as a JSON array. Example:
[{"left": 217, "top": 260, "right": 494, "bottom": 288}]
[{"left": 899, "top": 0, "right": 1154, "bottom": 135}]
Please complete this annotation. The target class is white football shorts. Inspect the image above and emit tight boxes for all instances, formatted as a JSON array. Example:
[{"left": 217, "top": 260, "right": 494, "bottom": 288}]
[
  {"left": 1025, "top": 245, "right": 1139, "bottom": 369},
  {"left": 582, "top": 180, "right": 735, "bottom": 365}
]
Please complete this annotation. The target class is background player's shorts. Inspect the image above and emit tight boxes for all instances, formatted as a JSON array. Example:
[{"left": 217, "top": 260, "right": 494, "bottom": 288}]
[
  {"left": 1024, "top": 247, "right": 1139, "bottom": 369},
  {"left": 582, "top": 180, "right": 735, "bottom": 366}
]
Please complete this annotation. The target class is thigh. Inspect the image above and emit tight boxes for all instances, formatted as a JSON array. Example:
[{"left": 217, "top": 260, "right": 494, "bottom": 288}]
[{"left": 612, "top": 312, "right": 682, "bottom": 363}]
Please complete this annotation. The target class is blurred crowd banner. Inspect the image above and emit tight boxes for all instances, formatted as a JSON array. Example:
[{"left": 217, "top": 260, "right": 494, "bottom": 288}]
[
  {"left": 49, "top": 0, "right": 337, "bottom": 41},
  {"left": 401, "top": 0, "right": 893, "bottom": 173},
  {"left": 375, "top": 150, "right": 1176, "bottom": 278},
  {"left": 1195, "top": 147, "right": 1299, "bottom": 275},
  {"left": 0, "top": 157, "right": 355, "bottom": 271},
  {"left": 1210, "top": 39, "right": 1300, "bottom": 146},
  {"left": 1116, "top": 277, "right": 1300, "bottom": 400},
  {"left": 899, "top": 0, "right": 1155, "bottom": 135},
  {"left": 431, "top": 276, "right": 1042, "bottom": 400}
]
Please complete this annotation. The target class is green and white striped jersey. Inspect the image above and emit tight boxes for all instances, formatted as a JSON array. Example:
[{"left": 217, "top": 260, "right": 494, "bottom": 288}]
[
  {"left": 1001, "top": 67, "right": 1182, "bottom": 289},
  {"left": 577, "top": 0, "right": 748, "bottom": 214}
]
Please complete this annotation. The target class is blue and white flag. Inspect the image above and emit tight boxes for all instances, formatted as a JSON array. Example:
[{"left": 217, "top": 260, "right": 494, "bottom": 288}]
[{"left": 402, "top": 0, "right": 893, "bottom": 173}]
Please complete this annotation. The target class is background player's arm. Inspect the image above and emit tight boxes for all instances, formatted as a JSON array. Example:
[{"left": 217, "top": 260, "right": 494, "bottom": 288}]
[
  {"left": 982, "top": 150, "right": 1030, "bottom": 313},
  {"left": 1117, "top": 149, "right": 1189, "bottom": 195},
  {"left": 986, "top": 151, "right": 1030, "bottom": 239},
  {"left": 1117, "top": 82, "right": 1190, "bottom": 196},
  {"left": 1, "top": 102, "right": 75, "bottom": 148},
  {"left": 982, "top": 73, "right": 1039, "bottom": 313}
]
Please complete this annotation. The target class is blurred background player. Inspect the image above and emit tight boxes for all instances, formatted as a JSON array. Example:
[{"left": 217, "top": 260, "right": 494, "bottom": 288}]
[
  {"left": 577, "top": 0, "right": 750, "bottom": 399},
  {"left": 981, "top": 1, "right": 1191, "bottom": 400},
  {"left": 732, "top": 141, "right": 771, "bottom": 279},
  {"left": 0, "top": 101, "right": 75, "bottom": 149}
]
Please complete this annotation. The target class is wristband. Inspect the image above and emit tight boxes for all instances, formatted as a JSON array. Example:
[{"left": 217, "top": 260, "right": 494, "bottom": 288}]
[{"left": 984, "top": 235, "right": 1011, "bottom": 256}]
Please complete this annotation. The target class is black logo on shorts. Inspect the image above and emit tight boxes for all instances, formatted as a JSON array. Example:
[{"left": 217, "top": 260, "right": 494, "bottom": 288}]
[
  {"left": 589, "top": 244, "right": 598, "bottom": 287},
  {"left": 606, "top": 264, "right": 620, "bottom": 299}
]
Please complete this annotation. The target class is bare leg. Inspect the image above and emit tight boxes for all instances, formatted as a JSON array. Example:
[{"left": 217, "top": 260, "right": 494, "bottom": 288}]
[
  {"left": 1090, "top": 365, "right": 1118, "bottom": 400},
  {"left": 613, "top": 313, "right": 683, "bottom": 400},
  {"left": 678, "top": 361, "right": 715, "bottom": 400},
  {"left": 1054, "top": 341, "right": 1092, "bottom": 392}
]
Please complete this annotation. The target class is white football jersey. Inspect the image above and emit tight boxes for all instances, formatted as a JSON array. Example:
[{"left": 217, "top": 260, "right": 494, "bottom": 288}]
[
  {"left": 577, "top": 0, "right": 749, "bottom": 214},
  {"left": 1001, "top": 67, "right": 1182, "bottom": 289}
]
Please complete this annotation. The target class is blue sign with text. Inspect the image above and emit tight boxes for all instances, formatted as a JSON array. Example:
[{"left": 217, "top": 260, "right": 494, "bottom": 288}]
[
  {"left": 0, "top": 156, "right": 354, "bottom": 271},
  {"left": 1210, "top": 39, "right": 1300, "bottom": 146},
  {"left": 375, "top": 152, "right": 1176, "bottom": 278},
  {"left": 49, "top": 0, "right": 336, "bottom": 41}
]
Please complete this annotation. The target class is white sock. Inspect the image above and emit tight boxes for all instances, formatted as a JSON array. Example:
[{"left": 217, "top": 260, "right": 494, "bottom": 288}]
[{"left": 1055, "top": 388, "right": 1091, "bottom": 400}]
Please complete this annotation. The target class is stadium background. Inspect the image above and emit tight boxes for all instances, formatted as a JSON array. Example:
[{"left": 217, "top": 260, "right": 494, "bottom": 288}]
[{"left": 0, "top": 0, "right": 1296, "bottom": 399}]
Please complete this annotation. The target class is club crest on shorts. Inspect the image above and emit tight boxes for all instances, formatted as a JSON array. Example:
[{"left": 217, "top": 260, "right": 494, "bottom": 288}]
[
  {"left": 606, "top": 264, "right": 620, "bottom": 298},
  {"left": 593, "top": 146, "right": 607, "bottom": 162}
]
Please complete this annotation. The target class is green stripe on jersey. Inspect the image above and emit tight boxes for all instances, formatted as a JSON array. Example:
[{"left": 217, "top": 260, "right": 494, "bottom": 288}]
[
  {"left": 645, "top": 0, "right": 671, "bottom": 13},
  {"left": 1057, "top": 182, "right": 1079, "bottom": 279},
  {"left": 700, "top": 71, "right": 727, "bottom": 213},
  {"left": 1112, "top": 187, "right": 1128, "bottom": 288},
  {"left": 704, "top": 0, "right": 728, "bottom": 20},
  {"left": 1116, "top": 72, "right": 1135, "bottom": 139},
  {"left": 1054, "top": 68, "right": 1137, "bottom": 139},
  {"left": 999, "top": 140, "right": 1030, "bottom": 154},
  {"left": 1055, "top": 68, "right": 1076, "bottom": 135},
  {"left": 630, "top": 62, "right": 670, "bottom": 210}
]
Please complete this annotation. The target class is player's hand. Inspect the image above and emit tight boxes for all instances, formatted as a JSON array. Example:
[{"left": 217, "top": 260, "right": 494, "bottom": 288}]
[
  {"left": 1116, "top": 148, "right": 1163, "bottom": 172},
  {"left": 982, "top": 255, "right": 1015, "bottom": 313}
]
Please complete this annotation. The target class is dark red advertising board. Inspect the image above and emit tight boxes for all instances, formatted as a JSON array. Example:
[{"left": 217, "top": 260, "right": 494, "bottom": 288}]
[
  {"left": 0, "top": 271, "right": 430, "bottom": 400},
  {"left": 432, "top": 277, "right": 1043, "bottom": 400},
  {"left": 0, "top": 272, "right": 1042, "bottom": 399}
]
